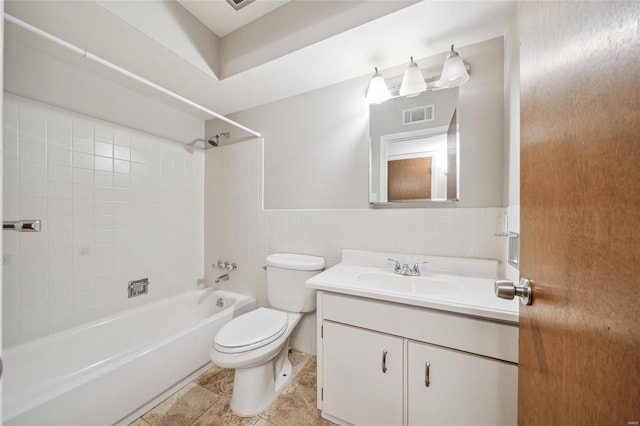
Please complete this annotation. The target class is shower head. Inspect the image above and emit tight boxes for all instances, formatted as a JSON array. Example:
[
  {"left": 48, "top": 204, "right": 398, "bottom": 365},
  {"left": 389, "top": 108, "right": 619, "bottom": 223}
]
[{"left": 208, "top": 132, "right": 231, "bottom": 147}]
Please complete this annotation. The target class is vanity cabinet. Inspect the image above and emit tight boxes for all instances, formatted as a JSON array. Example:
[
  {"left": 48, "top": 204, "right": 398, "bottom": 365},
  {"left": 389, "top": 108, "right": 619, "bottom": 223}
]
[
  {"left": 316, "top": 291, "right": 518, "bottom": 426},
  {"left": 322, "top": 321, "right": 403, "bottom": 426}
]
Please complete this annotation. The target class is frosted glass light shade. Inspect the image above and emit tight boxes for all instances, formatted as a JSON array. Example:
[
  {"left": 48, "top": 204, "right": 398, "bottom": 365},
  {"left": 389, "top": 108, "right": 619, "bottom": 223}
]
[
  {"left": 399, "top": 58, "right": 426, "bottom": 97},
  {"left": 439, "top": 45, "right": 469, "bottom": 88},
  {"left": 366, "top": 68, "right": 391, "bottom": 104}
]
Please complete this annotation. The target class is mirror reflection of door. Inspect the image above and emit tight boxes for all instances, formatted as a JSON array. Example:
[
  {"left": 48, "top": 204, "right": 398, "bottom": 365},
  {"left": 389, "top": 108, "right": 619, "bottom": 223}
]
[
  {"left": 369, "top": 88, "right": 459, "bottom": 204},
  {"left": 388, "top": 157, "right": 432, "bottom": 201},
  {"left": 380, "top": 133, "right": 448, "bottom": 202}
]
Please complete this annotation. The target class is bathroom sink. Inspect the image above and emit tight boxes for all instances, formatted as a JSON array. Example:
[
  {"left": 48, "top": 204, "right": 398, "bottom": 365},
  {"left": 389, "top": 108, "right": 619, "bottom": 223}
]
[
  {"left": 306, "top": 250, "right": 520, "bottom": 323},
  {"left": 355, "top": 271, "right": 461, "bottom": 295}
]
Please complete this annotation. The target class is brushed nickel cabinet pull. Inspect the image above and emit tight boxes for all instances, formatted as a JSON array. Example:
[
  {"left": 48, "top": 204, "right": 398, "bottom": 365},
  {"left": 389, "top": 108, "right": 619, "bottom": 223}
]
[
  {"left": 425, "top": 362, "right": 431, "bottom": 387},
  {"left": 382, "top": 350, "right": 388, "bottom": 373}
]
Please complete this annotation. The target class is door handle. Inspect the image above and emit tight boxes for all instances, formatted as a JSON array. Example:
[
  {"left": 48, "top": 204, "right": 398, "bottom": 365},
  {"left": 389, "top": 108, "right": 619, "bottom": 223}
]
[
  {"left": 382, "top": 350, "right": 388, "bottom": 373},
  {"left": 494, "top": 277, "right": 533, "bottom": 305}
]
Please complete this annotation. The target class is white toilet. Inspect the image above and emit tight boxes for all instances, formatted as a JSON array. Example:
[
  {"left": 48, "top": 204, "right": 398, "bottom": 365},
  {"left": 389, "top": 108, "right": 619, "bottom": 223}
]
[{"left": 210, "top": 253, "right": 325, "bottom": 417}]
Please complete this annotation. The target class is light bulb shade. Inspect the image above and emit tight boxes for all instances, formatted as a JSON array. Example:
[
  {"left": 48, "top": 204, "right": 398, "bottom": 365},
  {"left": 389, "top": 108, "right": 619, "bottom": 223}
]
[
  {"left": 366, "top": 70, "right": 391, "bottom": 104},
  {"left": 440, "top": 49, "right": 469, "bottom": 88},
  {"left": 399, "top": 60, "right": 426, "bottom": 97}
]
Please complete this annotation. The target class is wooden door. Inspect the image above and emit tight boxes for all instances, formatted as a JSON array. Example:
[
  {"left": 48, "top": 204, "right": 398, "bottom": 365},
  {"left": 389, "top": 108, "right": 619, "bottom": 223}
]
[
  {"left": 388, "top": 157, "right": 432, "bottom": 201},
  {"left": 519, "top": 2, "right": 640, "bottom": 424}
]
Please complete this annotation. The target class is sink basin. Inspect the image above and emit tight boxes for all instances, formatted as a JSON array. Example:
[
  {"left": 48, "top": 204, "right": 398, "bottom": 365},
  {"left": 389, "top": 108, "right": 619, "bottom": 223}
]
[{"left": 356, "top": 271, "right": 461, "bottom": 295}]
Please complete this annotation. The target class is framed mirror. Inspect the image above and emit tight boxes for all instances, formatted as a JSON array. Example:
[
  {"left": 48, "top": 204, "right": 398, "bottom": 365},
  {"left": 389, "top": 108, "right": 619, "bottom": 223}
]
[{"left": 369, "top": 88, "right": 459, "bottom": 206}]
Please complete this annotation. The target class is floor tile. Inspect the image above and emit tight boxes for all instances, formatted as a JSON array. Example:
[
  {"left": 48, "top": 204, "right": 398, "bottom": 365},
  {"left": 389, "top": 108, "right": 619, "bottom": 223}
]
[
  {"left": 128, "top": 418, "right": 152, "bottom": 426},
  {"left": 191, "top": 395, "right": 258, "bottom": 426},
  {"left": 195, "top": 364, "right": 235, "bottom": 397},
  {"left": 133, "top": 353, "right": 332, "bottom": 426},
  {"left": 142, "top": 382, "right": 219, "bottom": 426},
  {"left": 289, "top": 350, "right": 312, "bottom": 377},
  {"left": 260, "top": 358, "right": 333, "bottom": 426}
]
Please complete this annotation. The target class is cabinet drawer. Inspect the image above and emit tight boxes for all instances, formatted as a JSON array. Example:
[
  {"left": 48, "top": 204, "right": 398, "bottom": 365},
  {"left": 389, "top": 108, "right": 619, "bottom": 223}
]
[{"left": 321, "top": 292, "right": 518, "bottom": 363}]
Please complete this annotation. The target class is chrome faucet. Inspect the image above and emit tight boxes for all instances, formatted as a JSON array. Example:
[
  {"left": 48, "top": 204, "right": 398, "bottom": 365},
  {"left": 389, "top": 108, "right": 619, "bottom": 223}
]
[
  {"left": 388, "top": 258, "right": 428, "bottom": 276},
  {"left": 214, "top": 273, "right": 229, "bottom": 284}
]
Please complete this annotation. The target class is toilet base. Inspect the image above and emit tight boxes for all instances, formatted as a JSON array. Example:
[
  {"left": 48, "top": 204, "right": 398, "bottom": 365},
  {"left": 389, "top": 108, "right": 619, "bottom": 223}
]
[{"left": 229, "top": 345, "right": 293, "bottom": 417}]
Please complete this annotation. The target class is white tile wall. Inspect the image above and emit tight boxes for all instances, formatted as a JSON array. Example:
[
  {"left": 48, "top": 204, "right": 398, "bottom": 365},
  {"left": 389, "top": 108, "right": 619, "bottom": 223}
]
[
  {"left": 3, "top": 95, "right": 204, "bottom": 347},
  {"left": 204, "top": 139, "right": 506, "bottom": 354}
]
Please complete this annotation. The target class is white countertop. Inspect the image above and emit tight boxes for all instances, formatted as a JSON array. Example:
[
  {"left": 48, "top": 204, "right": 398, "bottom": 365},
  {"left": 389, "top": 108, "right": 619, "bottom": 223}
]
[{"left": 306, "top": 260, "right": 519, "bottom": 324}]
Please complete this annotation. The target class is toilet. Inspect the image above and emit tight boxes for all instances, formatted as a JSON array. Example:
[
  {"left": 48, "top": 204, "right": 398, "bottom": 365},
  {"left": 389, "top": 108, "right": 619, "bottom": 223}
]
[{"left": 210, "top": 253, "right": 325, "bottom": 416}]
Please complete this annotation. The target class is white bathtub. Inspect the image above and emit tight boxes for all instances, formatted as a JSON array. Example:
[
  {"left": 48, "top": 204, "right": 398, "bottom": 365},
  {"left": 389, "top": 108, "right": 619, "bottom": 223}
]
[{"left": 3, "top": 290, "right": 255, "bottom": 426}]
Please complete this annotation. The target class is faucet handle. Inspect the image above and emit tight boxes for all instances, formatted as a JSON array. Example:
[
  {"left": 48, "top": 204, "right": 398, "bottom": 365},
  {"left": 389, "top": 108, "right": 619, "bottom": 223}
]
[
  {"left": 387, "top": 258, "right": 402, "bottom": 273},
  {"left": 412, "top": 261, "right": 428, "bottom": 275}
]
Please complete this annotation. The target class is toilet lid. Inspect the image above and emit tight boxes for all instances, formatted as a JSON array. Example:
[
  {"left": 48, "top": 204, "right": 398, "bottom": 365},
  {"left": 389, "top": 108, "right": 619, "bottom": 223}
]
[{"left": 214, "top": 308, "right": 288, "bottom": 354}]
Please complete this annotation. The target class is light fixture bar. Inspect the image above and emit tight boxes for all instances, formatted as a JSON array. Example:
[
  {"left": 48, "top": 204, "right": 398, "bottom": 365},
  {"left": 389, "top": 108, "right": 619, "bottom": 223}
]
[
  {"left": 387, "top": 63, "right": 471, "bottom": 96},
  {"left": 4, "top": 13, "right": 262, "bottom": 139}
]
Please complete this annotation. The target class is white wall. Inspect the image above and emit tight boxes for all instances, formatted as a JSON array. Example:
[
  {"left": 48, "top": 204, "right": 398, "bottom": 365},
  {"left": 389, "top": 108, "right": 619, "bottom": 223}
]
[
  {"left": 501, "top": 9, "right": 520, "bottom": 283},
  {"left": 210, "top": 37, "right": 506, "bottom": 210},
  {"left": 2, "top": 95, "right": 204, "bottom": 347},
  {"left": 218, "top": 1, "right": 416, "bottom": 78},
  {"left": 98, "top": 0, "right": 220, "bottom": 79},
  {"left": 204, "top": 139, "right": 503, "bottom": 353}
]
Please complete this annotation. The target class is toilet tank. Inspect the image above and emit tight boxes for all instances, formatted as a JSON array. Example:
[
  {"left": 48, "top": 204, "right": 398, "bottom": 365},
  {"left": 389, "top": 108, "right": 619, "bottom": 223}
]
[{"left": 266, "top": 253, "right": 325, "bottom": 313}]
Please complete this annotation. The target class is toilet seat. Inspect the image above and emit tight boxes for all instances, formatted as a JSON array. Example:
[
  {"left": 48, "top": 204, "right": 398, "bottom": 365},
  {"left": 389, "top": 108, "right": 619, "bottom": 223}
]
[{"left": 214, "top": 308, "right": 288, "bottom": 354}]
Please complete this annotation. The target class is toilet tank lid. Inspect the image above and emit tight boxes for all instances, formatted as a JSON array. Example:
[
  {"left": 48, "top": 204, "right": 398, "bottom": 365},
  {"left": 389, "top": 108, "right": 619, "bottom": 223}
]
[{"left": 266, "top": 253, "right": 325, "bottom": 271}]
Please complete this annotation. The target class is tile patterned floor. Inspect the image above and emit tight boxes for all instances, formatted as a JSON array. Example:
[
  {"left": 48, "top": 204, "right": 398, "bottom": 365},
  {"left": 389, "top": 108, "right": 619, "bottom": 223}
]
[{"left": 130, "top": 351, "right": 334, "bottom": 426}]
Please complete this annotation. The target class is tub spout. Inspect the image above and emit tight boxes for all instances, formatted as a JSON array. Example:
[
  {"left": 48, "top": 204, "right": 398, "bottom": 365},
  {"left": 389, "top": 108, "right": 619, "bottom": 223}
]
[{"left": 215, "top": 273, "right": 229, "bottom": 284}]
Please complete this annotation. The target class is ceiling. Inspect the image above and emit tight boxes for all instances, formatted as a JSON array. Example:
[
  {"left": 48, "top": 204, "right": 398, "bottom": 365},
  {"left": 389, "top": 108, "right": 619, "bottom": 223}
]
[
  {"left": 176, "top": 0, "right": 291, "bottom": 37},
  {"left": 4, "top": 1, "right": 518, "bottom": 119}
]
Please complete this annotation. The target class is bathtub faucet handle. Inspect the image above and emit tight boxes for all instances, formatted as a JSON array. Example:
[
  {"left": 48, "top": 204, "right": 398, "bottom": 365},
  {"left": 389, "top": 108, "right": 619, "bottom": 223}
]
[{"left": 226, "top": 262, "right": 237, "bottom": 271}]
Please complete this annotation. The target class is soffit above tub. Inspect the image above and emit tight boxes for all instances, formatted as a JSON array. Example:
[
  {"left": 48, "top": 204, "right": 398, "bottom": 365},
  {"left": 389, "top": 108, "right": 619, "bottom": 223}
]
[{"left": 4, "top": 0, "right": 517, "bottom": 117}]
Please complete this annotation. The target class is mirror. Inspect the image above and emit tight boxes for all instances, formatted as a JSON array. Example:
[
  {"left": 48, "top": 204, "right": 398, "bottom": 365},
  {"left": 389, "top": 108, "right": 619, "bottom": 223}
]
[{"left": 369, "top": 88, "right": 459, "bottom": 205}]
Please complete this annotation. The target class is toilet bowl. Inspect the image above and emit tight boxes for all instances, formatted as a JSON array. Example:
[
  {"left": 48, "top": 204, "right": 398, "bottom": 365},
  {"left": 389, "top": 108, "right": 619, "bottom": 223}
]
[{"left": 210, "top": 253, "right": 325, "bottom": 417}]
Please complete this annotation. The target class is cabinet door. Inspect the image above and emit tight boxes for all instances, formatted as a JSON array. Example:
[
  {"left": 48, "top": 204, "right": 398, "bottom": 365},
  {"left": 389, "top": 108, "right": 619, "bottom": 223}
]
[
  {"left": 408, "top": 341, "right": 517, "bottom": 426},
  {"left": 322, "top": 321, "right": 403, "bottom": 426}
]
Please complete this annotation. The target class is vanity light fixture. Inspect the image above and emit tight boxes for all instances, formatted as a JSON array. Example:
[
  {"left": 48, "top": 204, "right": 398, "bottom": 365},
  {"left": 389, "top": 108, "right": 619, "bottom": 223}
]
[
  {"left": 399, "top": 57, "right": 427, "bottom": 97},
  {"left": 439, "top": 44, "right": 470, "bottom": 88},
  {"left": 366, "top": 67, "right": 391, "bottom": 104},
  {"left": 365, "top": 46, "right": 471, "bottom": 103}
]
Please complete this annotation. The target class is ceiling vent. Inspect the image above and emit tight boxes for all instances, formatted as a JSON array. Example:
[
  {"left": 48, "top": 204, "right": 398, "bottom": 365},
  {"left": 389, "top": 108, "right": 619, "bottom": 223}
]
[{"left": 226, "top": 0, "right": 255, "bottom": 11}]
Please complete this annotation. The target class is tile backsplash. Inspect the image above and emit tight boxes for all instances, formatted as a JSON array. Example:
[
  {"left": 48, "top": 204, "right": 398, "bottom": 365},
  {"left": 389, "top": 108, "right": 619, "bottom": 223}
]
[{"left": 3, "top": 94, "right": 204, "bottom": 346}]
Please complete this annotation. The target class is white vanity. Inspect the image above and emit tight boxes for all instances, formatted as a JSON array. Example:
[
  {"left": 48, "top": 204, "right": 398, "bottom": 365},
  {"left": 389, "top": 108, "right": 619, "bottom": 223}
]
[{"left": 306, "top": 250, "right": 519, "bottom": 426}]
